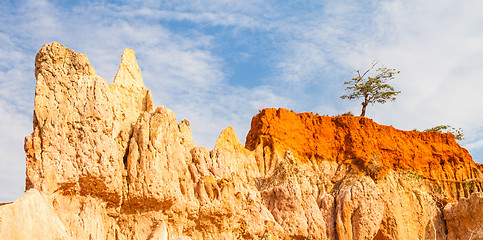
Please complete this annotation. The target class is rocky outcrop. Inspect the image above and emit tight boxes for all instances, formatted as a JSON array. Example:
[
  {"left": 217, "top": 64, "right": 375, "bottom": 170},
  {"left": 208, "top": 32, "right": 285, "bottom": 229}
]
[
  {"left": 1, "top": 42, "right": 482, "bottom": 239},
  {"left": 246, "top": 108, "right": 483, "bottom": 199},
  {"left": 26, "top": 43, "right": 124, "bottom": 202}
]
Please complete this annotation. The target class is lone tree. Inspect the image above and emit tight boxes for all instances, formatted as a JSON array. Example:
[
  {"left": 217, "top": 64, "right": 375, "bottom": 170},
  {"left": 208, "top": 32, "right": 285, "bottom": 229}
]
[{"left": 341, "top": 62, "right": 401, "bottom": 117}]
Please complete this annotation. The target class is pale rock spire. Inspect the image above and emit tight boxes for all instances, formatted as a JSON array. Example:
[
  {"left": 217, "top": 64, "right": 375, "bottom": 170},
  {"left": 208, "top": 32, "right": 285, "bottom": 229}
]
[{"left": 113, "top": 48, "right": 145, "bottom": 88}]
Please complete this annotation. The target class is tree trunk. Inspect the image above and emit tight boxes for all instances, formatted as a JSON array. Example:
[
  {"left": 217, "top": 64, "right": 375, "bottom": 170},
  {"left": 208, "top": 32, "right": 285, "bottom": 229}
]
[{"left": 361, "top": 102, "right": 368, "bottom": 117}]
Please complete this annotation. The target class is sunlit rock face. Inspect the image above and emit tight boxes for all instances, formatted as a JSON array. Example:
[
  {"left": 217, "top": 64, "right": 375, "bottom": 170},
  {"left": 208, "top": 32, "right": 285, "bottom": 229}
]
[{"left": 0, "top": 42, "right": 482, "bottom": 239}]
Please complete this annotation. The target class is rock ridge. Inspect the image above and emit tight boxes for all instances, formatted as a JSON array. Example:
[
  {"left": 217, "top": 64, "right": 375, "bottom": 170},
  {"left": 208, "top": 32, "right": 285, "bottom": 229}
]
[{"left": 1, "top": 42, "right": 482, "bottom": 239}]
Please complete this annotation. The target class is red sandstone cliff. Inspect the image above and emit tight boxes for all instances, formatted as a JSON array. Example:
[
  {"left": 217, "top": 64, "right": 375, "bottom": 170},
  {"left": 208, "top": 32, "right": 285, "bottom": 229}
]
[
  {"left": 0, "top": 43, "right": 482, "bottom": 240},
  {"left": 246, "top": 108, "right": 483, "bottom": 199}
]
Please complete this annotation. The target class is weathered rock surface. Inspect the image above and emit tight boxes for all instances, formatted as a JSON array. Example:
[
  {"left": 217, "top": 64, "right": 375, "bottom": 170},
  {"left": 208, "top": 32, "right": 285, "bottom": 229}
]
[
  {"left": 1, "top": 42, "right": 483, "bottom": 239},
  {"left": 25, "top": 42, "right": 124, "bottom": 202},
  {"left": 0, "top": 189, "right": 70, "bottom": 240},
  {"left": 444, "top": 192, "right": 483, "bottom": 240}
]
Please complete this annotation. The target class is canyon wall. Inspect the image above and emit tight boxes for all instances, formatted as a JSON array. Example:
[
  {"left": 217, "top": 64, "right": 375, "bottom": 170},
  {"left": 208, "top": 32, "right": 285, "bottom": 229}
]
[{"left": 1, "top": 43, "right": 482, "bottom": 239}]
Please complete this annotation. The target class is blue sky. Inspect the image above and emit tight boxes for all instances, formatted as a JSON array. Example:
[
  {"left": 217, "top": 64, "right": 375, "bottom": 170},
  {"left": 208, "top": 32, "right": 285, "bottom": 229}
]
[{"left": 1, "top": 0, "right": 483, "bottom": 202}]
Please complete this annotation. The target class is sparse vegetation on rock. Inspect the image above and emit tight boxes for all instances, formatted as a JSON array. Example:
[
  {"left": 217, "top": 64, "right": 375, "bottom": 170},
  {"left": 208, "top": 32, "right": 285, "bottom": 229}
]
[{"left": 424, "top": 124, "right": 464, "bottom": 141}]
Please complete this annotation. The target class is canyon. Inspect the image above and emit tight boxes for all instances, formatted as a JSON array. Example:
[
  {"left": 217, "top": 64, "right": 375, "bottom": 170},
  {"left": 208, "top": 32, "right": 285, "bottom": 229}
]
[{"left": 1, "top": 42, "right": 482, "bottom": 239}]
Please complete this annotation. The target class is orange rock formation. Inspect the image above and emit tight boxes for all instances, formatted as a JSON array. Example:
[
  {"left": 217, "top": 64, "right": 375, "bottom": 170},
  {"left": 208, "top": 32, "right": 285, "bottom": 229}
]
[{"left": 247, "top": 108, "right": 483, "bottom": 196}]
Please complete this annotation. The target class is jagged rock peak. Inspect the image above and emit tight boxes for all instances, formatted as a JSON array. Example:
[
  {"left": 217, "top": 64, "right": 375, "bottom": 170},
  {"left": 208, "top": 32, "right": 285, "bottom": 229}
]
[
  {"left": 34, "top": 42, "right": 96, "bottom": 78},
  {"left": 215, "top": 127, "right": 245, "bottom": 151},
  {"left": 113, "top": 48, "right": 144, "bottom": 88}
]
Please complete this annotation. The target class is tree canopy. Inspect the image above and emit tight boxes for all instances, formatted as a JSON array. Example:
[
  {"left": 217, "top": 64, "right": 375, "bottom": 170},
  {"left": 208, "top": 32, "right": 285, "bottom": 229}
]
[{"left": 341, "top": 62, "right": 401, "bottom": 117}]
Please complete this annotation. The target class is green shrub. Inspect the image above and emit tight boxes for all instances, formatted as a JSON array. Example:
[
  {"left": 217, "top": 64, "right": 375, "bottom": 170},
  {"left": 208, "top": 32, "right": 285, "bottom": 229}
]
[{"left": 424, "top": 125, "right": 464, "bottom": 141}]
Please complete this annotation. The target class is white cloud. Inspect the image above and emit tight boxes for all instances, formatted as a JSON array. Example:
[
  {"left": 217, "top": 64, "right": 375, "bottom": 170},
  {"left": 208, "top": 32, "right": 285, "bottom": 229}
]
[
  {"left": 360, "top": 1, "right": 483, "bottom": 123},
  {"left": 128, "top": 8, "right": 261, "bottom": 29},
  {"left": 261, "top": 0, "right": 483, "bottom": 161},
  {"left": 345, "top": 0, "right": 483, "bottom": 161}
]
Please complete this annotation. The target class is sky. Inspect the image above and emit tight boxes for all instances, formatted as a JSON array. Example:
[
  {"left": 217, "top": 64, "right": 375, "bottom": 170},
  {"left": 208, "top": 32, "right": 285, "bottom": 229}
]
[{"left": 1, "top": 0, "right": 483, "bottom": 202}]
